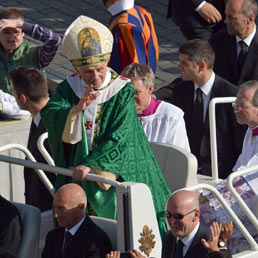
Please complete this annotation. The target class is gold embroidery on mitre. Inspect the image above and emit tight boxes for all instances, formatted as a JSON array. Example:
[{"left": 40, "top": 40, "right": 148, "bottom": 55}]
[
  {"left": 78, "top": 28, "right": 102, "bottom": 57},
  {"left": 138, "top": 225, "right": 156, "bottom": 257},
  {"left": 70, "top": 53, "right": 111, "bottom": 68}
]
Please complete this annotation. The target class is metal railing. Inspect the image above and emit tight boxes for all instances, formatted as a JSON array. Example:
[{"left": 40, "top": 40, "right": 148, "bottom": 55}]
[
  {"left": 0, "top": 144, "right": 257, "bottom": 255},
  {"left": 37, "top": 132, "right": 55, "bottom": 166},
  {"left": 0, "top": 144, "right": 55, "bottom": 196},
  {"left": 208, "top": 97, "right": 236, "bottom": 182},
  {"left": 0, "top": 153, "right": 121, "bottom": 188},
  {"left": 227, "top": 165, "right": 258, "bottom": 231},
  {"left": 187, "top": 183, "right": 258, "bottom": 251}
]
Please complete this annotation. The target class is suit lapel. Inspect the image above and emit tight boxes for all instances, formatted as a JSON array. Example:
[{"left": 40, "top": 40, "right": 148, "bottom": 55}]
[
  {"left": 171, "top": 236, "right": 177, "bottom": 258},
  {"left": 184, "top": 226, "right": 201, "bottom": 258},
  {"left": 180, "top": 83, "right": 195, "bottom": 133},
  {"left": 239, "top": 31, "right": 258, "bottom": 84},
  {"left": 57, "top": 229, "right": 65, "bottom": 258},
  {"left": 64, "top": 216, "right": 92, "bottom": 258},
  {"left": 226, "top": 36, "right": 238, "bottom": 81},
  {"left": 27, "top": 119, "right": 45, "bottom": 154}
]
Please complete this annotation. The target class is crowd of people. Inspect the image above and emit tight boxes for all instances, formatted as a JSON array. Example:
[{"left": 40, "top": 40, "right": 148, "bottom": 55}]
[{"left": 1, "top": 0, "right": 258, "bottom": 257}]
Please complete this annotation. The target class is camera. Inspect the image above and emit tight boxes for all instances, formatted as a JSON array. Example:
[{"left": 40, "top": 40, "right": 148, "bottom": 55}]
[{"left": 120, "top": 252, "right": 131, "bottom": 258}]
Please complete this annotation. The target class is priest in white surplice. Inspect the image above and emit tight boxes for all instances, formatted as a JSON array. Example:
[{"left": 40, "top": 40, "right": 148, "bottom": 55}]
[
  {"left": 233, "top": 80, "right": 258, "bottom": 195},
  {"left": 121, "top": 63, "right": 190, "bottom": 151},
  {"left": 200, "top": 80, "right": 258, "bottom": 253}
]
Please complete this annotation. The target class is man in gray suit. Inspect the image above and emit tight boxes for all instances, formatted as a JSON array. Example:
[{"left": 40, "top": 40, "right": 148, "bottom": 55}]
[{"left": 210, "top": 0, "right": 258, "bottom": 85}]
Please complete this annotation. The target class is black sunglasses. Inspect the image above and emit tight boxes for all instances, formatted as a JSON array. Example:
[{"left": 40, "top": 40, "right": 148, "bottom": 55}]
[{"left": 164, "top": 208, "right": 197, "bottom": 220}]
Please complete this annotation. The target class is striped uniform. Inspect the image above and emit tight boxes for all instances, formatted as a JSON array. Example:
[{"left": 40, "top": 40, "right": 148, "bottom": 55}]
[{"left": 109, "top": 5, "right": 159, "bottom": 74}]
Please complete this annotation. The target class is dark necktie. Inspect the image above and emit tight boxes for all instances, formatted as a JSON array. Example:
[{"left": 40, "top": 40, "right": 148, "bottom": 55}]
[
  {"left": 62, "top": 231, "right": 73, "bottom": 257},
  {"left": 238, "top": 40, "right": 248, "bottom": 73},
  {"left": 175, "top": 239, "right": 184, "bottom": 258},
  {"left": 190, "top": 88, "right": 204, "bottom": 160}
]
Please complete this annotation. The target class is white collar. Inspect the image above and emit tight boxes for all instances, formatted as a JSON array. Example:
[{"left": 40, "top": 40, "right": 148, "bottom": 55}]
[
  {"left": 67, "top": 68, "right": 130, "bottom": 105},
  {"left": 236, "top": 25, "right": 256, "bottom": 47},
  {"left": 194, "top": 71, "right": 215, "bottom": 96},
  {"left": 177, "top": 222, "right": 200, "bottom": 246},
  {"left": 67, "top": 68, "right": 112, "bottom": 99},
  {"left": 66, "top": 216, "right": 86, "bottom": 236},
  {"left": 107, "top": 0, "right": 134, "bottom": 15},
  {"left": 33, "top": 112, "right": 41, "bottom": 127}
]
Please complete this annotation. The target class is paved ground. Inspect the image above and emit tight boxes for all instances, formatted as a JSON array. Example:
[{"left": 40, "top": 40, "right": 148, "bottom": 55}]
[{"left": 0, "top": 0, "right": 187, "bottom": 88}]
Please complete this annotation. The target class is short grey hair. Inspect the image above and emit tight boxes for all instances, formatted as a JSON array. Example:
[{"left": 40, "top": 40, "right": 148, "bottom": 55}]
[
  {"left": 239, "top": 80, "right": 258, "bottom": 106},
  {"left": 121, "top": 63, "right": 155, "bottom": 88},
  {"left": 241, "top": 0, "right": 258, "bottom": 18}
]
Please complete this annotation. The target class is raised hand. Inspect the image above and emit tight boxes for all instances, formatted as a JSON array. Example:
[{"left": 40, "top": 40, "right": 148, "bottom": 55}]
[
  {"left": 219, "top": 221, "right": 233, "bottom": 243},
  {"left": 201, "top": 221, "right": 222, "bottom": 253},
  {"left": 0, "top": 18, "right": 24, "bottom": 31},
  {"left": 198, "top": 2, "right": 222, "bottom": 24},
  {"left": 72, "top": 85, "right": 99, "bottom": 117}
]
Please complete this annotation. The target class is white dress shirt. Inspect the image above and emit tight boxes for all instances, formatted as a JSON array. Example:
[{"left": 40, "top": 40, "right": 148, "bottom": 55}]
[
  {"left": 236, "top": 26, "right": 256, "bottom": 56},
  {"left": 178, "top": 222, "right": 200, "bottom": 257}
]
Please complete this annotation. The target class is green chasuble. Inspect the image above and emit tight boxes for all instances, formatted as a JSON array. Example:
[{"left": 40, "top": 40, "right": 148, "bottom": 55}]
[{"left": 41, "top": 70, "right": 171, "bottom": 236}]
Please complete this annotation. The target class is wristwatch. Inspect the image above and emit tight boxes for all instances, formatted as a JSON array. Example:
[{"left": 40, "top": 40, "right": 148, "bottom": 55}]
[{"left": 218, "top": 241, "right": 226, "bottom": 248}]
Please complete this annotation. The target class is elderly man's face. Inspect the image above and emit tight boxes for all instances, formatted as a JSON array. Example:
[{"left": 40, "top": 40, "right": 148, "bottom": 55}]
[
  {"left": 234, "top": 88, "right": 258, "bottom": 128},
  {"left": 166, "top": 197, "right": 199, "bottom": 238},
  {"left": 225, "top": 0, "right": 251, "bottom": 38},
  {"left": 130, "top": 78, "right": 154, "bottom": 111},
  {"left": 77, "top": 63, "right": 107, "bottom": 89}
]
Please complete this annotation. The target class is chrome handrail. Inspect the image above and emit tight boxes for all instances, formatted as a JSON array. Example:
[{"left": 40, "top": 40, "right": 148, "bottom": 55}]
[
  {"left": 209, "top": 97, "right": 236, "bottom": 183},
  {"left": 187, "top": 183, "right": 258, "bottom": 251},
  {"left": 227, "top": 165, "right": 258, "bottom": 232},
  {"left": 0, "top": 153, "right": 121, "bottom": 187},
  {"left": 0, "top": 144, "right": 55, "bottom": 196},
  {"left": 37, "top": 132, "right": 55, "bottom": 166}
]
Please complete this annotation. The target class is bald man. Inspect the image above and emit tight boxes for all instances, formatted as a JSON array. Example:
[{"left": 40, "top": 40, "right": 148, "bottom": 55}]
[
  {"left": 162, "top": 190, "right": 209, "bottom": 258},
  {"left": 42, "top": 183, "right": 112, "bottom": 258}
]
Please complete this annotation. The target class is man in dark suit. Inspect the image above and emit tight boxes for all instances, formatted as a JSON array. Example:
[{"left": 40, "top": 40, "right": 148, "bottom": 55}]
[
  {"left": 167, "top": 0, "right": 227, "bottom": 40},
  {"left": 210, "top": 0, "right": 258, "bottom": 86},
  {"left": 155, "top": 39, "right": 246, "bottom": 179},
  {"left": 42, "top": 183, "right": 112, "bottom": 258},
  {"left": 9, "top": 66, "right": 56, "bottom": 212},
  {"left": 0, "top": 195, "right": 22, "bottom": 257},
  {"left": 162, "top": 190, "right": 210, "bottom": 258}
]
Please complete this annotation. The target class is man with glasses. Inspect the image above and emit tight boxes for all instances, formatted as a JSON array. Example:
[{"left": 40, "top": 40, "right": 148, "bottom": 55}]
[
  {"left": 232, "top": 80, "right": 258, "bottom": 170},
  {"left": 198, "top": 81, "right": 258, "bottom": 253},
  {"left": 162, "top": 190, "right": 210, "bottom": 258}
]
